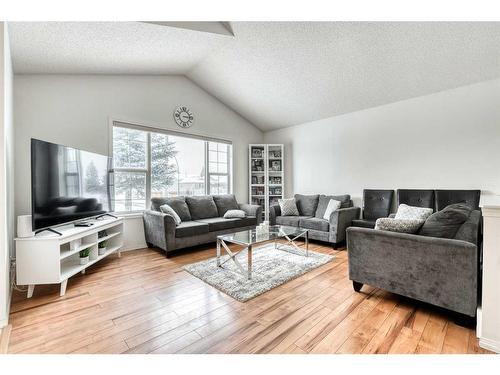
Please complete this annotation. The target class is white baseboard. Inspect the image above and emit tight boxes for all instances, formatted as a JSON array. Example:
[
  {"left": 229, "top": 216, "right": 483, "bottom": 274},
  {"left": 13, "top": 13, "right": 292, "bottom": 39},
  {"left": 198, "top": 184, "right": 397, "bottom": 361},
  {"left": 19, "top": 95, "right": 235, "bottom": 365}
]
[{"left": 479, "top": 337, "right": 500, "bottom": 354}]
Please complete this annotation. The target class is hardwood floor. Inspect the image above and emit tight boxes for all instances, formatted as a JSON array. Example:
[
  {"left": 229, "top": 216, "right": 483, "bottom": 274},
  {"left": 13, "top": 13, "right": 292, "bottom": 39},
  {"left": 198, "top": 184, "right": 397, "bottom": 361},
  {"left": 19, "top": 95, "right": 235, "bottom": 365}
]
[{"left": 6, "top": 241, "right": 491, "bottom": 354}]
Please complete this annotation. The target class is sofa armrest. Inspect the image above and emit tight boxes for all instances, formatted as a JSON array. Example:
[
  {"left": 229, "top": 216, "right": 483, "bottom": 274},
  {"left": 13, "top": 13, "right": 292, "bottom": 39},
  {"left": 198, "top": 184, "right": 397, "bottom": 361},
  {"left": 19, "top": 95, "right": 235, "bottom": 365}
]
[
  {"left": 143, "top": 210, "right": 176, "bottom": 252},
  {"left": 269, "top": 204, "right": 281, "bottom": 225},
  {"left": 238, "top": 203, "right": 263, "bottom": 224},
  {"left": 347, "top": 227, "right": 478, "bottom": 316},
  {"left": 388, "top": 213, "right": 396, "bottom": 218},
  {"left": 329, "top": 206, "right": 361, "bottom": 243}
]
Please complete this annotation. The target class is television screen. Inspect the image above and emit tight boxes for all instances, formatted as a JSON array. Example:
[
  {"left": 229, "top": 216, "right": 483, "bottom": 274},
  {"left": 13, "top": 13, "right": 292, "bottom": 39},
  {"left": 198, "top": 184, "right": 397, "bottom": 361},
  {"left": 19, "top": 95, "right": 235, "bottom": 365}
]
[{"left": 31, "top": 138, "right": 113, "bottom": 231}]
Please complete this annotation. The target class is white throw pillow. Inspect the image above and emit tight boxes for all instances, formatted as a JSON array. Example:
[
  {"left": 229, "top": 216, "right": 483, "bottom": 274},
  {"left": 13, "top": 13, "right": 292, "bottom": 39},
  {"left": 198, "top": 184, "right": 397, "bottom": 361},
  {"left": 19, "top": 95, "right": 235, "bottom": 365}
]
[
  {"left": 159, "top": 204, "right": 181, "bottom": 225},
  {"left": 323, "top": 199, "right": 342, "bottom": 220},
  {"left": 224, "top": 209, "right": 246, "bottom": 219},
  {"left": 375, "top": 218, "right": 424, "bottom": 234},
  {"left": 278, "top": 198, "right": 299, "bottom": 216},
  {"left": 395, "top": 204, "right": 433, "bottom": 221}
]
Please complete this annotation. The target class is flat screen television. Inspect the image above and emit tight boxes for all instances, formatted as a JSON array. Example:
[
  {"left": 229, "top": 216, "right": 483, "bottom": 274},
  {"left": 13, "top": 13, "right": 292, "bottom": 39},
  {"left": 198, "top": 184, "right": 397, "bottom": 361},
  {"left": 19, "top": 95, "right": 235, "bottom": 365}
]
[{"left": 31, "top": 138, "right": 113, "bottom": 231}]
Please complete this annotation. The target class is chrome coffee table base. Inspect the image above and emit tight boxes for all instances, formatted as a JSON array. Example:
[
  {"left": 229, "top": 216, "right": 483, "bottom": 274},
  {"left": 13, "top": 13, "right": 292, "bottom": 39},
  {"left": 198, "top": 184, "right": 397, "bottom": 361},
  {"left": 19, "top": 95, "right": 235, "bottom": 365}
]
[{"left": 216, "top": 227, "right": 309, "bottom": 281}]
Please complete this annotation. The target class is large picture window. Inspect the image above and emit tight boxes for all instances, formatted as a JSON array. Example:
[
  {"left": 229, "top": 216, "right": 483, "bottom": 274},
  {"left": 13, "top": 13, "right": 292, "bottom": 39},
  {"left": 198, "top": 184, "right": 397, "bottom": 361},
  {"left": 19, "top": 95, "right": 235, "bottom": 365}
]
[{"left": 111, "top": 122, "right": 232, "bottom": 212}]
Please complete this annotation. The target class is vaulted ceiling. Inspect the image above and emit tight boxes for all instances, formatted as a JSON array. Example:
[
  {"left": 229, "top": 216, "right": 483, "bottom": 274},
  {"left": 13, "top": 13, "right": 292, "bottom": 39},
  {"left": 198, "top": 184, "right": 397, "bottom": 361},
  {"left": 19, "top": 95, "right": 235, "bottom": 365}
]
[{"left": 9, "top": 22, "right": 500, "bottom": 131}]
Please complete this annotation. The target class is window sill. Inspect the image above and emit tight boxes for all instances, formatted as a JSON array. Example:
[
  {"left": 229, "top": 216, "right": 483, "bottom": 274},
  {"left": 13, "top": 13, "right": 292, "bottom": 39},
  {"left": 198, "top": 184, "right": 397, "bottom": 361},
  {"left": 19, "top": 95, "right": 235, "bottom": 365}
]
[{"left": 114, "top": 211, "right": 144, "bottom": 219}]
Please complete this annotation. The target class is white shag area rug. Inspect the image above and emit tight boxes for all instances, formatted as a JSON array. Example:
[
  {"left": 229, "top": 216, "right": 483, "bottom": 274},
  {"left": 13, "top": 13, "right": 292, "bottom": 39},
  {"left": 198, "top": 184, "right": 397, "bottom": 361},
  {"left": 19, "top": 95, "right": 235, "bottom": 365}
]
[{"left": 182, "top": 243, "right": 334, "bottom": 302}]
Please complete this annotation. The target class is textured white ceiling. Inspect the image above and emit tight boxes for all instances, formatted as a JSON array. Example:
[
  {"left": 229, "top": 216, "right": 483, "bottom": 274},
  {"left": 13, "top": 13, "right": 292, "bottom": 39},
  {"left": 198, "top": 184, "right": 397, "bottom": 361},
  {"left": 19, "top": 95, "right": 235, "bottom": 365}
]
[
  {"left": 188, "top": 22, "right": 500, "bottom": 130},
  {"left": 9, "top": 22, "right": 232, "bottom": 74},
  {"left": 9, "top": 22, "right": 500, "bottom": 131}
]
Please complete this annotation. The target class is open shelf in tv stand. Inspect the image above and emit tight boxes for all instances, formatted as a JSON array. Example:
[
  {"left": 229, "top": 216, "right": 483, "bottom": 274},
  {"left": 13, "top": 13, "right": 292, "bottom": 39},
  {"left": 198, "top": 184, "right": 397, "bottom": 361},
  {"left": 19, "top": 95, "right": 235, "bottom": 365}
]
[{"left": 15, "top": 217, "right": 123, "bottom": 298}]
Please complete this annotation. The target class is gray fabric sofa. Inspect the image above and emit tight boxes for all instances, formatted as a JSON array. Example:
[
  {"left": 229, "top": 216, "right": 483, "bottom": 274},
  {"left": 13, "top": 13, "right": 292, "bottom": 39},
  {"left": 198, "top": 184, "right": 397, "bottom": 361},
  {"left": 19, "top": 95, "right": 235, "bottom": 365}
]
[
  {"left": 143, "top": 194, "right": 262, "bottom": 257},
  {"left": 269, "top": 194, "right": 360, "bottom": 247},
  {"left": 347, "top": 209, "right": 481, "bottom": 317}
]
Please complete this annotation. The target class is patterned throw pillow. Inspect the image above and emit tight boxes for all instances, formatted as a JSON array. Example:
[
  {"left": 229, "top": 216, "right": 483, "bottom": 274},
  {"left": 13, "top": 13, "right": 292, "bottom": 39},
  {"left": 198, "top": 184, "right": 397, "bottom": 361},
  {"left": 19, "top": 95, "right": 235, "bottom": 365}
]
[
  {"left": 278, "top": 198, "right": 299, "bottom": 216},
  {"left": 375, "top": 218, "right": 424, "bottom": 234},
  {"left": 223, "top": 209, "right": 246, "bottom": 219},
  {"left": 395, "top": 204, "right": 433, "bottom": 221},
  {"left": 159, "top": 204, "right": 182, "bottom": 225}
]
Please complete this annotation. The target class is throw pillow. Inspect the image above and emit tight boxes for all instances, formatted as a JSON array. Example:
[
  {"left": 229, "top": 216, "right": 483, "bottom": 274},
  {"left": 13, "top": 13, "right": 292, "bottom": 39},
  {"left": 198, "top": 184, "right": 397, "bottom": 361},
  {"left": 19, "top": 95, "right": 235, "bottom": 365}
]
[
  {"left": 159, "top": 204, "right": 182, "bottom": 225},
  {"left": 315, "top": 194, "right": 350, "bottom": 218},
  {"left": 223, "top": 209, "right": 246, "bottom": 219},
  {"left": 278, "top": 198, "right": 299, "bottom": 216},
  {"left": 323, "top": 199, "right": 342, "bottom": 220},
  {"left": 394, "top": 204, "right": 433, "bottom": 221},
  {"left": 375, "top": 218, "right": 425, "bottom": 234},
  {"left": 419, "top": 203, "right": 472, "bottom": 239}
]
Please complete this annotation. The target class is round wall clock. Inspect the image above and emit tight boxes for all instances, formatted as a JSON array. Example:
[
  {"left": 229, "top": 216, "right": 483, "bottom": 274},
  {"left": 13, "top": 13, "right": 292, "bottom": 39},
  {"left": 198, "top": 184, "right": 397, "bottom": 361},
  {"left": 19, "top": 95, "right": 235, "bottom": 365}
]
[{"left": 173, "top": 106, "right": 194, "bottom": 128}]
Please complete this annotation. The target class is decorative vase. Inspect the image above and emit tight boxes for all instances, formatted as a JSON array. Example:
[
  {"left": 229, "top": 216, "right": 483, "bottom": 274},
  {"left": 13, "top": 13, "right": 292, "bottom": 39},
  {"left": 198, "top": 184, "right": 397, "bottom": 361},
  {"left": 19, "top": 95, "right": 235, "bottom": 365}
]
[
  {"left": 79, "top": 256, "right": 90, "bottom": 265},
  {"left": 98, "top": 247, "right": 107, "bottom": 256}
]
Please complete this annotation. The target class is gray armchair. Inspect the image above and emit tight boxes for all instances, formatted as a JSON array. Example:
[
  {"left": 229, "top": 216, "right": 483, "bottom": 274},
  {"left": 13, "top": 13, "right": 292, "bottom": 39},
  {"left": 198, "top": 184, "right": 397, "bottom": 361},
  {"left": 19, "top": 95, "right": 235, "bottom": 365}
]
[
  {"left": 347, "top": 209, "right": 481, "bottom": 318},
  {"left": 269, "top": 194, "right": 360, "bottom": 247}
]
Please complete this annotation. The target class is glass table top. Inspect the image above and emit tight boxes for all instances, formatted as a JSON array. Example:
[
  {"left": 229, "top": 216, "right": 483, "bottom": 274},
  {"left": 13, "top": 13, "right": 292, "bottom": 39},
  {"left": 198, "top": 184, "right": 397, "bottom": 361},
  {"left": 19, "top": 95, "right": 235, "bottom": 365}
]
[{"left": 217, "top": 225, "right": 306, "bottom": 246}]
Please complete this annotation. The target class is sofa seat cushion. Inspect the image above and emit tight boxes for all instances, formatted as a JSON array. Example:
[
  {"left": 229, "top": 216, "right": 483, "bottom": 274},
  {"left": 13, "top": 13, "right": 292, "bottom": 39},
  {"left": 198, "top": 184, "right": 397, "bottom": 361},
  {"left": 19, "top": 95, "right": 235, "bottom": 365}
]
[
  {"left": 186, "top": 196, "right": 219, "bottom": 220},
  {"left": 299, "top": 217, "right": 329, "bottom": 232},
  {"left": 294, "top": 194, "right": 320, "bottom": 216},
  {"left": 235, "top": 216, "right": 258, "bottom": 227},
  {"left": 213, "top": 194, "right": 239, "bottom": 216},
  {"left": 351, "top": 219, "right": 377, "bottom": 229},
  {"left": 175, "top": 221, "right": 209, "bottom": 238},
  {"left": 196, "top": 217, "right": 241, "bottom": 232},
  {"left": 151, "top": 196, "right": 191, "bottom": 221},
  {"left": 276, "top": 215, "right": 312, "bottom": 227}
]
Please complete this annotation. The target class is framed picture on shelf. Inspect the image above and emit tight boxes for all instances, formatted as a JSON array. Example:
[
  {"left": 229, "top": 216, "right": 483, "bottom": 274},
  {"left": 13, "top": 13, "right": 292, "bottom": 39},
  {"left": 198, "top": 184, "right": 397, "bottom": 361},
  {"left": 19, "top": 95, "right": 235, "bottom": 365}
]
[
  {"left": 251, "top": 159, "right": 264, "bottom": 171},
  {"left": 269, "top": 150, "right": 282, "bottom": 158},
  {"left": 252, "top": 148, "right": 263, "bottom": 158},
  {"left": 270, "top": 160, "right": 282, "bottom": 171}
]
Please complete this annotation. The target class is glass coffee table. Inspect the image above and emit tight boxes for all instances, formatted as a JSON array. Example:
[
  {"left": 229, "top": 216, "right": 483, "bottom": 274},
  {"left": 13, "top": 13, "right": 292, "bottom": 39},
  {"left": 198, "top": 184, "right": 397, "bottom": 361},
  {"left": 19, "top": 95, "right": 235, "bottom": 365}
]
[{"left": 216, "top": 225, "right": 309, "bottom": 280}]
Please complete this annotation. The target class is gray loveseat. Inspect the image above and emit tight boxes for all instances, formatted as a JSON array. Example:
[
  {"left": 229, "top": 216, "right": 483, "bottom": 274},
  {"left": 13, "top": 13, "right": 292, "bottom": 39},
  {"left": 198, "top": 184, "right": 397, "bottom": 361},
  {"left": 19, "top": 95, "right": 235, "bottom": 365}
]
[
  {"left": 347, "top": 209, "right": 481, "bottom": 318},
  {"left": 143, "top": 194, "right": 262, "bottom": 257},
  {"left": 269, "top": 194, "right": 360, "bottom": 247}
]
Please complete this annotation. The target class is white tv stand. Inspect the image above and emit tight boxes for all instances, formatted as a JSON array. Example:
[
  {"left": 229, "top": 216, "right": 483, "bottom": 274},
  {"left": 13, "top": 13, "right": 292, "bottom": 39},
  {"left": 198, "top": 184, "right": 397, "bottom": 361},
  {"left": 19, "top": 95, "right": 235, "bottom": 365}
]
[{"left": 15, "top": 217, "right": 123, "bottom": 298}]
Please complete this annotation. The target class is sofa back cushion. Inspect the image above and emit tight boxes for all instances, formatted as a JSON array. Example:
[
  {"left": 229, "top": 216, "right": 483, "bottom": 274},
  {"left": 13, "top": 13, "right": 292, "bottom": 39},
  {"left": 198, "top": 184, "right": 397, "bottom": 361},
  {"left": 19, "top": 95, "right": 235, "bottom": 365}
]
[
  {"left": 151, "top": 197, "right": 192, "bottom": 221},
  {"left": 213, "top": 194, "right": 239, "bottom": 217},
  {"left": 315, "top": 194, "right": 351, "bottom": 218},
  {"left": 435, "top": 190, "right": 480, "bottom": 211},
  {"left": 397, "top": 189, "right": 435, "bottom": 210},
  {"left": 186, "top": 195, "right": 219, "bottom": 220},
  {"left": 363, "top": 189, "right": 394, "bottom": 220},
  {"left": 294, "top": 194, "right": 319, "bottom": 216},
  {"left": 419, "top": 203, "right": 472, "bottom": 239}
]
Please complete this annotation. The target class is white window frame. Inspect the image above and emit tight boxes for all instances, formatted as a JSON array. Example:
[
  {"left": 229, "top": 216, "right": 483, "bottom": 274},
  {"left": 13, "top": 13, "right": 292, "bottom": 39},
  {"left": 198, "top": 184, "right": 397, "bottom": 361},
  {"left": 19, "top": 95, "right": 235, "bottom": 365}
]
[{"left": 109, "top": 119, "right": 233, "bottom": 213}]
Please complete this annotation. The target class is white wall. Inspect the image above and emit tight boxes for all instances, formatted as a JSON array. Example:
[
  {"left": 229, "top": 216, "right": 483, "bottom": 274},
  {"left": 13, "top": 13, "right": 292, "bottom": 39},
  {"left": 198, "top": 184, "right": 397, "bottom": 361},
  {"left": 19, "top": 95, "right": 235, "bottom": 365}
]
[
  {"left": 14, "top": 75, "right": 263, "bottom": 250},
  {"left": 0, "top": 22, "right": 14, "bottom": 327},
  {"left": 264, "top": 79, "right": 500, "bottom": 206}
]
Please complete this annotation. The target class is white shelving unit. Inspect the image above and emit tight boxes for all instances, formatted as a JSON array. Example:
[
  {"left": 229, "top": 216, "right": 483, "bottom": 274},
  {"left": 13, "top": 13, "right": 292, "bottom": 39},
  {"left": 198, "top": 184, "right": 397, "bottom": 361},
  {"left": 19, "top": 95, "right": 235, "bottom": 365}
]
[
  {"left": 15, "top": 217, "right": 124, "bottom": 298},
  {"left": 249, "top": 144, "right": 284, "bottom": 221}
]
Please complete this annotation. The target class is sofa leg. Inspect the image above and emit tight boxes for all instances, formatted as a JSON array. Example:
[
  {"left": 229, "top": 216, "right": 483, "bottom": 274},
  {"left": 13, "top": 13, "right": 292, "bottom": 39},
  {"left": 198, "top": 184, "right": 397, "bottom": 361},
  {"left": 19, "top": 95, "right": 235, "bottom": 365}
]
[{"left": 352, "top": 281, "right": 363, "bottom": 292}]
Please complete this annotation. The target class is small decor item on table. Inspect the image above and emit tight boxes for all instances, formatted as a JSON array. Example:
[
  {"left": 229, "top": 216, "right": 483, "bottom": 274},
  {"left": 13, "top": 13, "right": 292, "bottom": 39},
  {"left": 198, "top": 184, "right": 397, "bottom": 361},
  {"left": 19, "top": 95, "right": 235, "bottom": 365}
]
[
  {"left": 79, "top": 247, "right": 92, "bottom": 265},
  {"left": 98, "top": 240, "right": 108, "bottom": 255}
]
